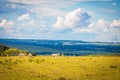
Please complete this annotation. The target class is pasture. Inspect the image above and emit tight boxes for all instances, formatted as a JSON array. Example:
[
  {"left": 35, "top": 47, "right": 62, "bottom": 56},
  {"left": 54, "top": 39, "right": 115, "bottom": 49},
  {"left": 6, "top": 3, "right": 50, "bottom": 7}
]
[{"left": 0, "top": 56, "right": 120, "bottom": 80}]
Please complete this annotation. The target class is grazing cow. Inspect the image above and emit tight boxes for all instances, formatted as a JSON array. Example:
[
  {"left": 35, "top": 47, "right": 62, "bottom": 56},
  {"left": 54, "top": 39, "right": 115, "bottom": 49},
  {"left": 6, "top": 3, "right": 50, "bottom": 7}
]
[
  {"left": 28, "top": 53, "right": 33, "bottom": 59},
  {"left": 52, "top": 53, "right": 60, "bottom": 58}
]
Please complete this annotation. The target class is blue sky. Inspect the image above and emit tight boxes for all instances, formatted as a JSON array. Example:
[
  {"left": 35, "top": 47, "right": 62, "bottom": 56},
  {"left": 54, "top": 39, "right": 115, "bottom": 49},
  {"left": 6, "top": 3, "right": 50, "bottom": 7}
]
[{"left": 0, "top": 0, "right": 120, "bottom": 41}]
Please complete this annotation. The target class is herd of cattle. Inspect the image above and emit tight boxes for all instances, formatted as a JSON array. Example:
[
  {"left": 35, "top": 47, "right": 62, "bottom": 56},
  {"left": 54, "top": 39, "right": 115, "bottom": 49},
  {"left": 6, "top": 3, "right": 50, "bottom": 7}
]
[{"left": 19, "top": 53, "right": 61, "bottom": 59}]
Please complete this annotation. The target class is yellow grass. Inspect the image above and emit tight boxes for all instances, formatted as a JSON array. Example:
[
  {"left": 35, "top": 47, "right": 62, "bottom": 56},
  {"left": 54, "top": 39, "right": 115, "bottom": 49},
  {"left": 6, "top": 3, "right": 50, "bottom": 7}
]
[{"left": 0, "top": 56, "right": 120, "bottom": 80}]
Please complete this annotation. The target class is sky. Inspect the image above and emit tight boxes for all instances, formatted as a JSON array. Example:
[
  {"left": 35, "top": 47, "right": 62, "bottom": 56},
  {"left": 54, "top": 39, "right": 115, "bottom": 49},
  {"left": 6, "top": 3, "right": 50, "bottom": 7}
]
[{"left": 0, "top": 0, "right": 120, "bottom": 41}]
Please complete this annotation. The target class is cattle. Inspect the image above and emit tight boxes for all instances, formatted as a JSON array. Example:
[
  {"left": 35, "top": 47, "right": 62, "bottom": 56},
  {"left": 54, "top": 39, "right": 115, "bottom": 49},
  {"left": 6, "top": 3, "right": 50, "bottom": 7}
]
[
  {"left": 52, "top": 53, "right": 60, "bottom": 58},
  {"left": 19, "top": 53, "right": 25, "bottom": 56},
  {"left": 28, "top": 53, "right": 33, "bottom": 59}
]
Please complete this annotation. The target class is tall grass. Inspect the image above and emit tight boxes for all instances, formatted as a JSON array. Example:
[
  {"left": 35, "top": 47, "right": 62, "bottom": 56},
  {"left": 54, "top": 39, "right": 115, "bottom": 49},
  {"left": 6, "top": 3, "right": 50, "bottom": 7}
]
[{"left": 0, "top": 56, "right": 120, "bottom": 80}]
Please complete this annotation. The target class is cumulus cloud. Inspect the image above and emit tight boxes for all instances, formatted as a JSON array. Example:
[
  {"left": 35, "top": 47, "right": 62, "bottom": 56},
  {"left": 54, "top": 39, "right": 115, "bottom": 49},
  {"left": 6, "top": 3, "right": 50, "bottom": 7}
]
[
  {"left": 18, "top": 13, "right": 30, "bottom": 21},
  {"left": 73, "top": 19, "right": 120, "bottom": 33},
  {"left": 53, "top": 8, "right": 91, "bottom": 29},
  {"left": 0, "top": 19, "right": 7, "bottom": 27},
  {"left": 112, "top": 20, "right": 120, "bottom": 27},
  {"left": 53, "top": 8, "right": 120, "bottom": 41},
  {"left": 73, "top": 19, "right": 120, "bottom": 41},
  {"left": 0, "top": 19, "right": 14, "bottom": 27},
  {"left": 0, "top": 19, "right": 15, "bottom": 38}
]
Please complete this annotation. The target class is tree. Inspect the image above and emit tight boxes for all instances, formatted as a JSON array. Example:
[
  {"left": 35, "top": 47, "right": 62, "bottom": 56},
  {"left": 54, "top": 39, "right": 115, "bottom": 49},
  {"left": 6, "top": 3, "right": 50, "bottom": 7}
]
[
  {"left": 3, "top": 48, "right": 19, "bottom": 56},
  {"left": 0, "top": 44, "right": 9, "bottom": 55}
]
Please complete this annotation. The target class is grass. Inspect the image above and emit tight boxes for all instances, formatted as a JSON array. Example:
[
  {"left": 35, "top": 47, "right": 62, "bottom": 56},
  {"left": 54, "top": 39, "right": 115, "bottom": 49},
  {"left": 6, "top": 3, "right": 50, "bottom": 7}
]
[{"left": 0, "top": 56, "right": 120, "bottom": 80}]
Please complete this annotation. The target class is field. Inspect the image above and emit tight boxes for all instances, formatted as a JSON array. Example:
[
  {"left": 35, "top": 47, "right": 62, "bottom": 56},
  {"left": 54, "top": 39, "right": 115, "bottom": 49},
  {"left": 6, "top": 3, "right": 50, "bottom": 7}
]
[{"left": 0, "top": 56, "right": 120, "bottom": 80}]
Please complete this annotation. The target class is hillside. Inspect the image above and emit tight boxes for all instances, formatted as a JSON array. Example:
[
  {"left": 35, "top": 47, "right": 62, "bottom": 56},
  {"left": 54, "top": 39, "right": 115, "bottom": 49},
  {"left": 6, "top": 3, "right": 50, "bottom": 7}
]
[{"left": 0, "top": 39, "right": 120, "bottom": 56}]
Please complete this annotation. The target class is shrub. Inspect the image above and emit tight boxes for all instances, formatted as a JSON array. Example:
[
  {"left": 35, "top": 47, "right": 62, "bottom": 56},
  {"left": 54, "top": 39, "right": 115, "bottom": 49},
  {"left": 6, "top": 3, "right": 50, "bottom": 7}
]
[
  {"left": 58, "top": 76, "right": 66, "bottom": 80},
  {"left": 40, "top": 58, "right": 45, "bottom": 62},
  {"left": 3, "top": 48, "right": 19, "bottom": 56},
  {"left": 28, "top": 59, "right": 33, "bottom": 62},
  {"left": 36, "top": 58, "right": 45, "bottom": 64},
  {"left": 36, "top": 59, "right": 40, "bottom": 64},
  {"left": 110, "top": 65, "right": 118, "bottom": 68},
  {"left": 0, "top": 44, "right": 9, "bottom": 56},
  {"left": 4, "top": 59, "right": 9, "bottom": 62}
]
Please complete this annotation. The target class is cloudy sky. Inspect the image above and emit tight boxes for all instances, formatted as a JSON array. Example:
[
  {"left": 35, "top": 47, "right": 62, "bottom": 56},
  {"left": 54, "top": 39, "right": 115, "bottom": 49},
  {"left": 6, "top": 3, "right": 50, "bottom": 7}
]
[{"left": 0, "top": 0, "right": 120, "bottom": 41}]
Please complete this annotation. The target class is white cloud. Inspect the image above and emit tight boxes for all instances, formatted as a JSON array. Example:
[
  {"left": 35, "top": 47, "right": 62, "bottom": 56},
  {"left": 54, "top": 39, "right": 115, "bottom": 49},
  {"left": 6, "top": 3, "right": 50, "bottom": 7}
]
[
  {"left": 112, "top": 3, "right": 117, "bottom": 6},
  {"left": 9, "top": 0, "right": 96, "bottom": 17},
  {"left": 73, "top": 19, "right": 120, "bottom": 41},
  {"left": 28, "top": 20, "right": 35, "bottom": 26},
  {"left": 0, "top": 19, "right": 14, "bottom": 27},
  {"left": 29, "top": 7, "right": 68, "bottom": 17},
  {"left": 8, "top": 0, "right": 112, "bottom": 17},
  {"left": 6, "top": 3, "right": 17, "bottom": 9},
  {"left": 11, "top": 4, "right": 17, "bottom": 8},
  {"left": 74, "top": 19, "right": 120, "bottom": 33},
  {"left": 8, "top": 0, "right": 79, "bottom": 6},
  {"left": 0, "top": 19, "right": 15, "bottom": 37},
  {"left": 53, "top": 8, "right": 120, "bottom": 41},
  {"left": 18, "top": 14, "right": 30, "bottom": 21},
  {"left": 7, "top": 21, "right": 14, "bottom": 26},
  {"left": 0, "top": 19, "right": 7, "bottom": 27},
  {"left": 53, "top": 8, "right": 91, "bottom": 29},
  {"left": 100, "top": 8, "right": 115, "bottom": 13},
  {"left": 111, "top": 20, "right": 120, "bottom": 27},
  {"left": 8, "top": 0, "right": 112, "bottom": 5}
]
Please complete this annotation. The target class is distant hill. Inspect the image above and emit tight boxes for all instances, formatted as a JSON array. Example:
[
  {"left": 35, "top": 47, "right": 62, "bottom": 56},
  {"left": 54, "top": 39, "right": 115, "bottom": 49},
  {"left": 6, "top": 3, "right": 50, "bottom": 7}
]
[{"left": 0, "top": 39, "right": 120, "bottom": 56}]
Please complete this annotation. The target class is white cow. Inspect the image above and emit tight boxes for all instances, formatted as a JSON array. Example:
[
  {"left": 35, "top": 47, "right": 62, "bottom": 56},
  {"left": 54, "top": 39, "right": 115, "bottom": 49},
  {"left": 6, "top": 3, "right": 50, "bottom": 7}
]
[
  {"left": 19, "top": 53, "right": 25, "bottom": 56},
  {"left": 28, "top": 53, "right": 33, "bottom": 59},
  {"left": 52, "top": 53, "right": 60, "bottom": 58}
]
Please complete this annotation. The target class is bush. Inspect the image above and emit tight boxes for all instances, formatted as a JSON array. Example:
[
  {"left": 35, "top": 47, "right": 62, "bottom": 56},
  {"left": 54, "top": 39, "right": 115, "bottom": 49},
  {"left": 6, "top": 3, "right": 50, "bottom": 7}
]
[
  {"left": 28, "top": 59, "right": 33, "bottom": 62},
  {"left": 110, "top": 65, "right": 118, "bottom": 68},
  {"left": 0, "top": 44, "right": 9, "bottom": 56},
  {"left": 3, "top": 48, "right": 19, "bottom": 56},
  {"left": 41, "top": 58, "right": 45, "bottom": 62},
  {"left": 36, "top": 59, "right": 40, "bottom": 64},
  {"left": 36, "top": 58, "right": 45, "bottom": 64},
  {"left": 58, "top": 76, "right": 66, "bottom": 80}
]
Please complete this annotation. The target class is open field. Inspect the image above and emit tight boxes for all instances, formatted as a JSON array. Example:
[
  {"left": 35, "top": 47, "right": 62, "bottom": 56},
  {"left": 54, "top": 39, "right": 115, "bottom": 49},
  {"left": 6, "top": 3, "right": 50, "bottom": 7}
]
[{"left": 0, "top": 56, "right": 120, "bottom": 80}]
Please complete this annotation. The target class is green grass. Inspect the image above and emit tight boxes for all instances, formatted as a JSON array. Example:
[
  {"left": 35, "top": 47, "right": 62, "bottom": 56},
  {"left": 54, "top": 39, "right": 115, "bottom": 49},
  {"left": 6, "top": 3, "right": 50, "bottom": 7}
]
[{"left": 0, "top": 56, "right": 120, "bottom": 80}]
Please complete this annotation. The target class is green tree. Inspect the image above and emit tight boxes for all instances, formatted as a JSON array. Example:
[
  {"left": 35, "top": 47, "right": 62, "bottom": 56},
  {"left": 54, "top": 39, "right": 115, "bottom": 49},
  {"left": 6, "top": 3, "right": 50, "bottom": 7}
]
[
  {"left": 3, "top": 48, "right": 19, "bottom": 56},
  {"left": 0, "top": 44, "right": 9, "bottom": 55}
]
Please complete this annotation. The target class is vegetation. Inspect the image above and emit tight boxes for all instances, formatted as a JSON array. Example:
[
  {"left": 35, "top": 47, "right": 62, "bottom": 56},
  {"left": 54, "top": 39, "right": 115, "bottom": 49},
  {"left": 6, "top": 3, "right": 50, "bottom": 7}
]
[
  {"left": 0, "top": 41, "right": 120, "bottom": 80},
  {"left": 0, "top": 44, "right": 9, "bottom": 55},
  {"left": 4, "top": 43, "right": 120, "bottom": 56},
  {"left": 0, "top": 44, "right": 31, "bottom": 56},
  {"left": 0, "top": 56, "right": 120, "bottom": 80},
  {"left": 2, "top": 48, "right": 19, "bottom": 56},
  {"left": 0, "top": 39, "right": 120, "bottom": 56}
]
